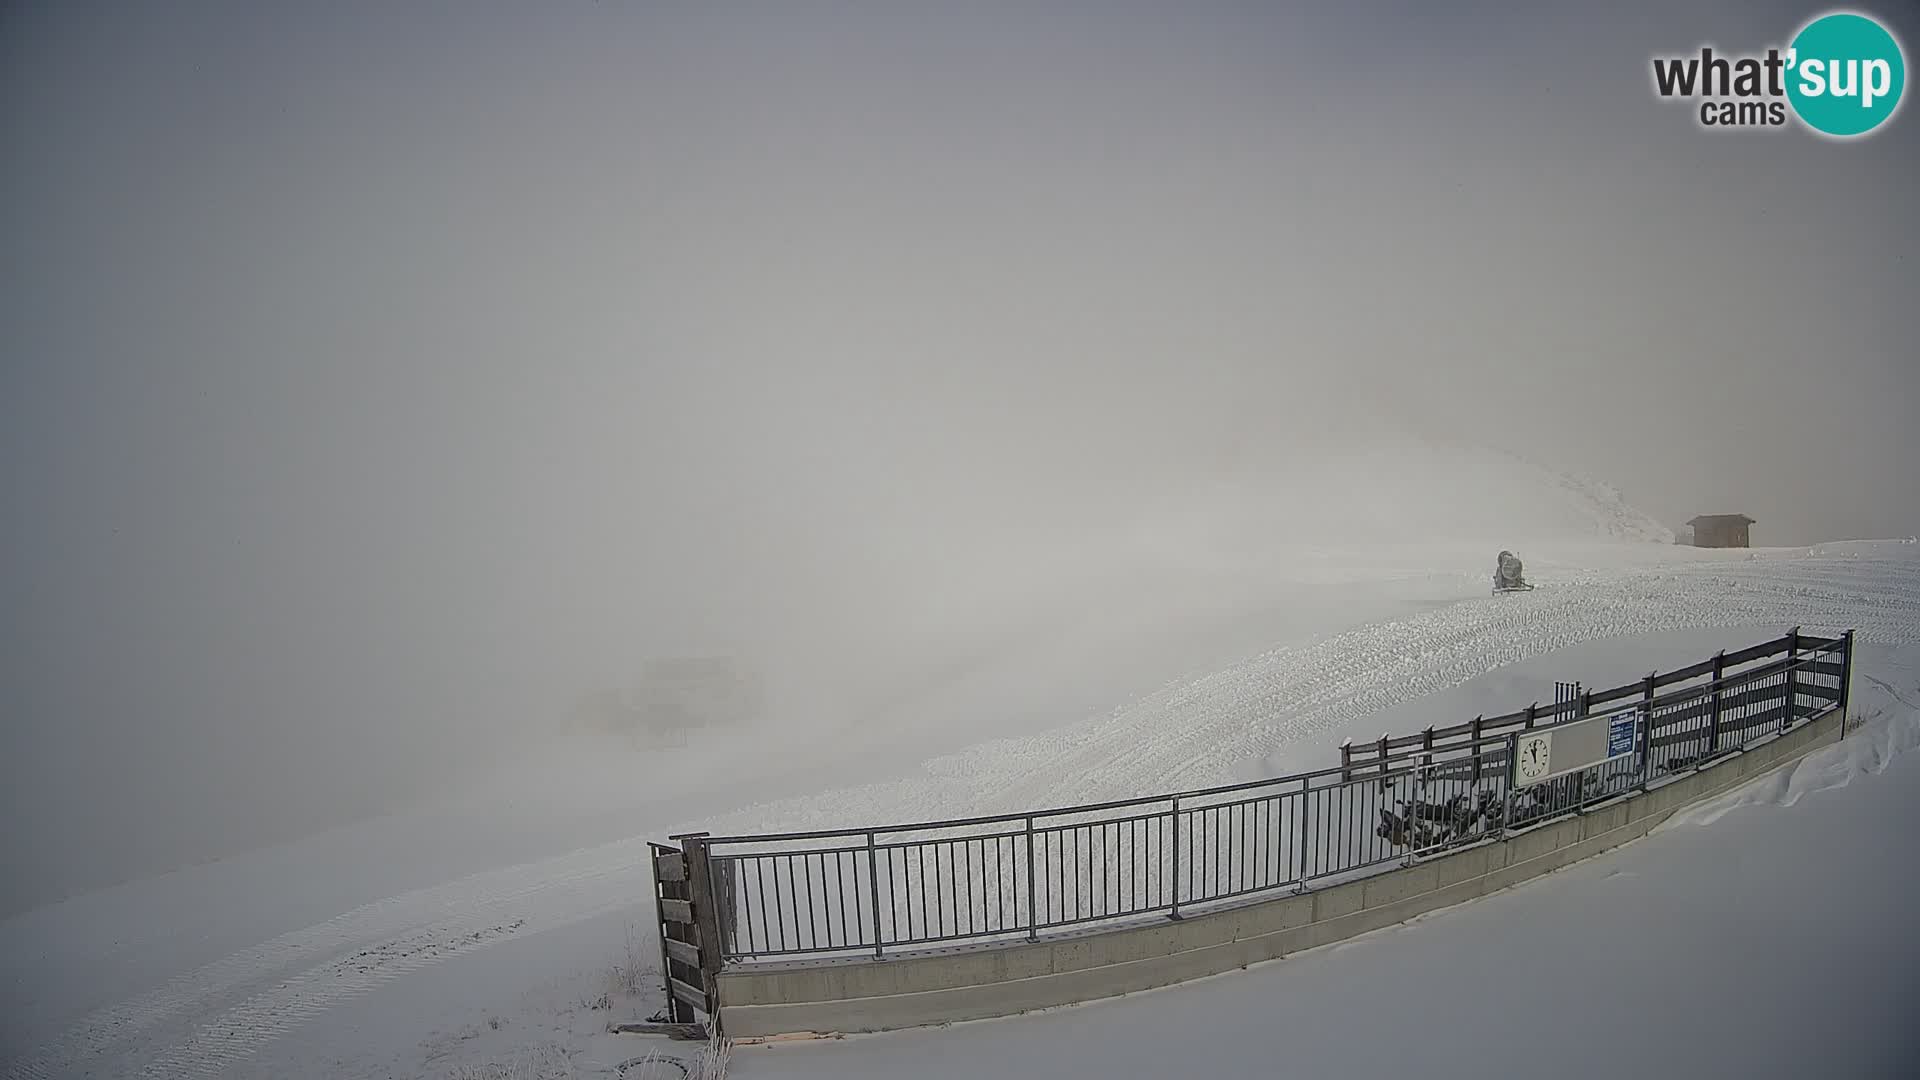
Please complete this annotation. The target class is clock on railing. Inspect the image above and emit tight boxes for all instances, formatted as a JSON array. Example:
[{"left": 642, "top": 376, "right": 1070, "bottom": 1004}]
[{"left": 1515, "top": 732, "right": 1553, "bottom": 784}]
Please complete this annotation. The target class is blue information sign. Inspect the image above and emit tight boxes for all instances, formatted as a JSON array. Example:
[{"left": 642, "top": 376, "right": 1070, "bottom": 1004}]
[{"left": 1607, "top": 711, "right": 1637, "bottom": 759}]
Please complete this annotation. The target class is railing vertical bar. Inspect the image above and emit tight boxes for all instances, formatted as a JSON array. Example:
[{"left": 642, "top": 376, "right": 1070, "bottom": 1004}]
[
  {"left": 1259, "top": 791, "right": 1274, "bottom": 883},
  {"left": 887, "top": 846, "right": 899, "bottom": 945},
  {"left": 754, "top": 856, "right": 770, "bottom": 956},
  {"left": 1342, "top": 781, "right": 1352, "bottom": 870},
  {"left": 1316, "top": 784, "right": 1327, "bottom": 880},
  {"left": 1094, "top": 824, "right": 1103, "bottom": 917},
  {"left": 1295, "top": 779, "right": 1309, "bottom": 886},
  {"left": 1200, "top": 807, "right": 1210, "bottom": 901},
  {"left": 1192, "top": 809, "right": 1202, "bottom": 904},
  {"left": 930, "top": 845, "right": 943, "bottom": 940},
  {"left": 1088, "top": 825, "right": 1098, "bottom": 918},
  {"left": 763, "top": 854, "right": 780, "bottom": 954},
  {"left": 1024, "top": 817, "right": 1038, "bottom": 941},
  {"left": 1148, "top": 810, "right": 1157, "bottom": 911},
  {"left": 1058, "top": 826, "right": 1068, "bottom": 922},
  {"left": 831, "top": 852, "right": 845, "bottom": 948},
  {"left": 787, "top": 857, "right": 803, "bottom": 952},
  {"left": 862, "top": 834, "right": 880, "bottom": 956},
  {"left": 1260, "top": 796, "right": 1270, "bottom": 888},
  {"left": 998, "top": 834, "right": 1013, "bottom": 933},
  {"left": 1212, "top": 806, "right": 1221, "bottom": 900},
  {"left": 960, "top": 840, "right": 972, "bottom": 936},
  {"left": 1004, "top": 833, "right": 1015, "bottom": 932},
  {"left": 801, "top": 853, "right": 816, "bottom": 951},
  {"left": 1159, "top": 791, "right": 1175, "bottom": 914},
  {"left": 1244, "top": 801, "right": 1254, "bottom": 893},
  {"left": 1096, "top": 823, "right": 1105, "bottom": 915},
  {"left": 1074, "top": 825, "right": 1085, "bottom": 920},
  {"left": 1121, "top": 814, "right": 1136, "bottom": 907},
  {"left": 769, "top": 854, "right": 786, "bottom": 954},
  {"left": 1345, "top": 774, "right": 1356, "bottom": 868},
  {"left": 1222, "top": 806, "right": 1230, "bottom": 897},
  {"left": 1082, "top": 824, "right": 1090, "bottom": 918},
  {"left": 990, "top": 836, "right": 1003, "bottom": 934},
  {"left": 1269, "top": 796, "right": 1280, "bottom": 888}
]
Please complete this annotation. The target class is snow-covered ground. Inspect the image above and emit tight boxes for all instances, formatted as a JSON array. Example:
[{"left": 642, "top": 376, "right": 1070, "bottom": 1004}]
[
  {"left": 727, "top": 655, "right": 1920, "bottom": 1080},
  {"left": 4, "top": 474, "right": 1918, "bottom": 1080}
]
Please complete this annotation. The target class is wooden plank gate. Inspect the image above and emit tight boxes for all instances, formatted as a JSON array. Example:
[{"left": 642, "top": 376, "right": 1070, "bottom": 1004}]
[{"left": 650, "top": 834, "right": 722, "bottom": 1026}]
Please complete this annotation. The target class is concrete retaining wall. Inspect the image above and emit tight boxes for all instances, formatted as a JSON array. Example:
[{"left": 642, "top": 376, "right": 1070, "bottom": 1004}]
[{"left": 716, "top": 708, "right": 1843, "bottom": 1037}]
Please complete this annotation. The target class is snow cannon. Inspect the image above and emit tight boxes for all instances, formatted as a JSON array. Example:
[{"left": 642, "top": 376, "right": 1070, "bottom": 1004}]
[{"left": 1493, "top": 550, "right": 1533, "bottom": 594}]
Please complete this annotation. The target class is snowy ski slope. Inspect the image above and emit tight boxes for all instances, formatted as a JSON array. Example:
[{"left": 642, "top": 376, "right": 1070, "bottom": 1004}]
[{"left": 4, "top": 519, "right": 1918, "bottom": 1079}]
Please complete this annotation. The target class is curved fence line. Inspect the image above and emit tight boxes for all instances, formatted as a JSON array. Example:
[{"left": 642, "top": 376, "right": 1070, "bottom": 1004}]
[{"left": 655, "top": 629, "right": 1852, "bottom": 979}]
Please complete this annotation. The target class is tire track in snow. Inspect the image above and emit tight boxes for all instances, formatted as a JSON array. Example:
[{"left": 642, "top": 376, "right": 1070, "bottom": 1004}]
[
  {"left": 134, "top": 920, "right": 530, "bottom": 1080},
  {"left": 10, "top": 547, "right": 1920, "bottom": 1080}
]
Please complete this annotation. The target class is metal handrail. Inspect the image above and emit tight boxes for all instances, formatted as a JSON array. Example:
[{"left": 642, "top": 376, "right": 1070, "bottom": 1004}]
[{"left": 674, "top": 628, "right": 1852, "bottom": 963}]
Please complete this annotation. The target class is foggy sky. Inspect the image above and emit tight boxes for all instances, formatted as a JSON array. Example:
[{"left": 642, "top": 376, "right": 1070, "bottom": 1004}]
[{"left": 3, "top": 1, "right": 1916, "bottom": 913}]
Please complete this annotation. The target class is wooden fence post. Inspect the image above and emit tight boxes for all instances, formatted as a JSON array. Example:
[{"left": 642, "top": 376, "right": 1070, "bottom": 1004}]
[{"left": 676, "top": 832, "right": 724, "bottom": 1029}]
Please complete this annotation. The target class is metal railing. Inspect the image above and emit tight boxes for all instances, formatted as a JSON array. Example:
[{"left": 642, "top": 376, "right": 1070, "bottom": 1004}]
[{"left": 672, "top": 629, "right": 1852, "bottom": 964}]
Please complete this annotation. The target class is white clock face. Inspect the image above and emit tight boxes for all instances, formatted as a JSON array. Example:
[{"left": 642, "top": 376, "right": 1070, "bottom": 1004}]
[{"left": 1516, "top": 734, "right": 1552, "bottom": 782}]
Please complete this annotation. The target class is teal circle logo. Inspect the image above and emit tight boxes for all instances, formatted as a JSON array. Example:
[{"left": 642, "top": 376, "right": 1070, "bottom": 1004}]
[{"left": 1786, "top": 12, "right": 1906, "bottom": 137}]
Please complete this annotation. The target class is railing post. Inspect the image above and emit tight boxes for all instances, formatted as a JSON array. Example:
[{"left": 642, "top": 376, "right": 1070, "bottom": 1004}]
[
  {"left": 1708, "top": 651, "right": 1725, "bottom": 755},
  {"left": 1339, "top": 739, "right": 1352, "bottom": 784},
  {"left": 1377, "top": 733, "right": 1390, "bottom": 778},
  {"left": 675, "top": 832, "right": 723, "bottom": 1022},
  {"left": 1783, "top": 626, "right": 1801, "bottom": 733},
  {"left": 1575, "top": 690, "right": 1593, "bottom": 811},
  {"left": 1524, "top": 702, "right": 1537, "bottom": 729},
  {"left": 1168, "top": 797, "right": 1182, "bottom": 920},
  {"left": 1470, "top": 716, "right": 1484, "bottom": 784},
  {"left": 866, "top": 831, "right": 884, "bottom": 959},
  {"left": 1405, "top": 747, "right": 1429, "bottom": 868},
  {"left": 1025, "top": 816, "right": 1039, "bottom": 940},
  {"left": 1640, "top": 672, "right": 1657, "bottom": 789},
  {"left": 1839, "top": 629, "right": 1856, "bottom": 737}
]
